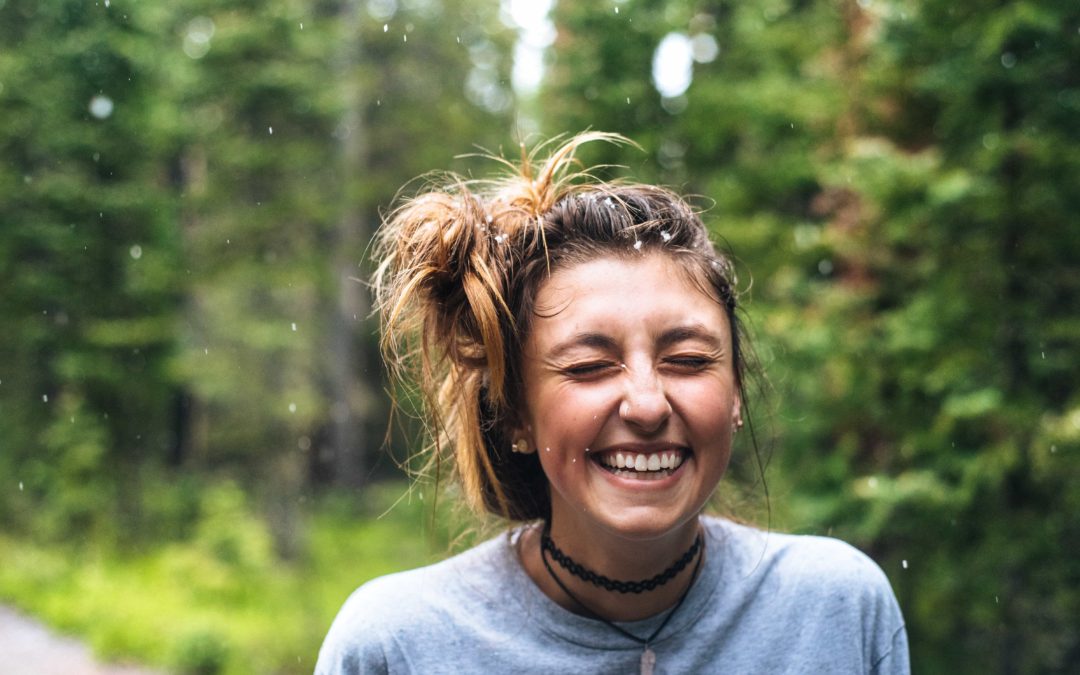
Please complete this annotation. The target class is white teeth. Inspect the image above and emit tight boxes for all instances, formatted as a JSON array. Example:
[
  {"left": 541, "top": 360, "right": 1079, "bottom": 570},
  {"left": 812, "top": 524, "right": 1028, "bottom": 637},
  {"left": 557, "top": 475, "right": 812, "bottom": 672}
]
[{"left": 598, "top": 450, "right": 686, "bottom": 474}]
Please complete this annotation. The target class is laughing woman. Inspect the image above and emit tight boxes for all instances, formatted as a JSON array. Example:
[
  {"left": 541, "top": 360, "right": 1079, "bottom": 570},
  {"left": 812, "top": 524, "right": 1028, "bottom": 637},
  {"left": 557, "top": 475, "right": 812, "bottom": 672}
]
[{"left": 316, "top": 133, "right": 909, "bottom": 675}]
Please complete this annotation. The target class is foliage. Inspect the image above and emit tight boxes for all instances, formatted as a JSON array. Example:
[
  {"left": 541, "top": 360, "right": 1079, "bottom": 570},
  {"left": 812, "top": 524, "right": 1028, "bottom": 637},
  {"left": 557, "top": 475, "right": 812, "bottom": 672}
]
[{"left": 0, "top": 482, "right": 446, "bottom": 675}]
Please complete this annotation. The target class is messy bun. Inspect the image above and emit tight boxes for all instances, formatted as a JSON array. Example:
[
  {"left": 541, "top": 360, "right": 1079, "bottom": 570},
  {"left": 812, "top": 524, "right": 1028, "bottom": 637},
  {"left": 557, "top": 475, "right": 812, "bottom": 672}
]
[{"left": 374, "top": 133, "right": 748, "bottom": 521}]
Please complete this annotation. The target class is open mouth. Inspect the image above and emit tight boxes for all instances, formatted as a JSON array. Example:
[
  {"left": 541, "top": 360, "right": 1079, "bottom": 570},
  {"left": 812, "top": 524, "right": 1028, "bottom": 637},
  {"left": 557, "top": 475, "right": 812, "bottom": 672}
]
[{"left": 594, "top": 449, "right": 687, "bottom": 481}]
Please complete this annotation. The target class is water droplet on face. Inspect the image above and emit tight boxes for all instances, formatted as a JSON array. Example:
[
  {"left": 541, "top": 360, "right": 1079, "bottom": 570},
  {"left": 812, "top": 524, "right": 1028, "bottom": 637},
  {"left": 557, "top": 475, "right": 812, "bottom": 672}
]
[
  {"left": 572, "top": 458, "right": 576, "bottom": 462},
  {"left": 545, "top": 447, "right": 550, "bottom": 452},
  {"left": 633, "top": 240, "right": 643, "bottom": 250},
  {"left": 660, "top": 230, "right": 672, "bottom": 242}
]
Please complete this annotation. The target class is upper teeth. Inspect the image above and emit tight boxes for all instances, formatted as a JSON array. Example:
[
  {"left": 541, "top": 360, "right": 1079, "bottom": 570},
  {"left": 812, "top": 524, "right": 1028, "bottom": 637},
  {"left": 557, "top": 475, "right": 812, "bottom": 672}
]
[{"left": 599, "top": 451, "right": 684, "bottom": 472}]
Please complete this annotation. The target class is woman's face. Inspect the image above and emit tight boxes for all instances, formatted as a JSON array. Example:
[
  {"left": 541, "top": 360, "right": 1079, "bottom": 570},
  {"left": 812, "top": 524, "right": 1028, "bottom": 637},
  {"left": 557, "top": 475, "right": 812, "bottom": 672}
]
[{"left": 519, "top": 253, "right": 740, "bottom": 543}]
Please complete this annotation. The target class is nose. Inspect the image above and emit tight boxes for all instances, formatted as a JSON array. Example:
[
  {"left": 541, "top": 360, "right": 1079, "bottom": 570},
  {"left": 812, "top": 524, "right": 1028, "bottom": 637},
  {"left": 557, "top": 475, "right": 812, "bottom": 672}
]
[{"left": 618, "top": 362, "right": 672, "bottom": 433}]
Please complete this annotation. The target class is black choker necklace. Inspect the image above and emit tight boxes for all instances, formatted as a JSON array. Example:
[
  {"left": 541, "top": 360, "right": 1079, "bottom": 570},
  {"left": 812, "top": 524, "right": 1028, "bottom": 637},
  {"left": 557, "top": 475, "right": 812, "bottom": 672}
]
[
  {"left": 540, "top": 529, "right": 702, "bottom": 594},
  {"left": 539, "top": 526, "right": 705, "bottom": 675}
]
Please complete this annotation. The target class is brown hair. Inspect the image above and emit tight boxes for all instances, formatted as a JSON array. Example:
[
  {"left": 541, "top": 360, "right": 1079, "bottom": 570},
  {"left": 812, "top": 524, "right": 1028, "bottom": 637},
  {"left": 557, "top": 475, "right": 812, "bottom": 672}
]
[{"left": 374, "top": 132, "right": 751, "bottom": 522}]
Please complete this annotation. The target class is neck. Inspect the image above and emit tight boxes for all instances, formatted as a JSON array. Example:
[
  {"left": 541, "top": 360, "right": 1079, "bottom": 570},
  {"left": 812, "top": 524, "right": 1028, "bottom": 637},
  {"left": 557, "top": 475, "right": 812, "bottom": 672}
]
[{"left": 520, "top": 517, "right": 703, "bottom": 622}]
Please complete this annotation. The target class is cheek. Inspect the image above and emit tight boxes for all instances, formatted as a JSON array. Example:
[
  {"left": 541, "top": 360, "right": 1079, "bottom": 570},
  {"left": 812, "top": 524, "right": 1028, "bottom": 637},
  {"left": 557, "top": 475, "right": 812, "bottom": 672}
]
[{"left": 528, "top": 384, "right": 613, "bottom": 445}]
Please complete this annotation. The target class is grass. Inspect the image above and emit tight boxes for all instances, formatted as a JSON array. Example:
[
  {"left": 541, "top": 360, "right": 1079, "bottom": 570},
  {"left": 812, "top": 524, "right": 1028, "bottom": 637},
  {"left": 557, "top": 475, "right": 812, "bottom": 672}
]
[{"left": 0, "top": 481, "right": 456, "bottom": 674}]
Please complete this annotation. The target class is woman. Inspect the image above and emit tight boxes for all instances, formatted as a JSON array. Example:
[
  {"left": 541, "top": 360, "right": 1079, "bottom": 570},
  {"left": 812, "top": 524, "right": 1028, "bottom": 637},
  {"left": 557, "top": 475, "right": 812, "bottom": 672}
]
[{"left": 316, "top": 133, "right": 909, "bottom": 674}]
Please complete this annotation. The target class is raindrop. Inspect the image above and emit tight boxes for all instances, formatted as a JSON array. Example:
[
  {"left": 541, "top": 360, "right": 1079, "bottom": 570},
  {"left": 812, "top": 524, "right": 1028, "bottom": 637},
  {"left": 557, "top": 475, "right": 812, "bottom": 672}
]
[
  {"left": 298, "top": 436, "right": 311, "bottom": 451},
  {"left": 902, "top": 560, "right": 908, "bottom": 569},
  {"left": 300, "top": 22, "right": 303, "bottom": 30},
  {"left": 89, "top": 95, "right": 114, "bottom": 119},
  {"left": 494, "top": 233, "right": 507, "bottom": 244},
  {"left": 383, "top": 24, "right": 389, "bottom": 32},
  {"left": 42, "top": 394, "right": 49, "bottom": 403},
  {"left": 18, "top": 482, "right": 23, "bottom": 491},
  {"left": 1050, "top": 445, "right": 1057, "bottom": 453},
  {"left": 1041, "top": 351, "right": 1045, "bottom": 359},
  {"left": 660, "top": 230, "right": 672, "bottom": 242},
  {"left": 572, "top": 458, "right": 576, "bottom": 462},
  {"left": 129, "top": 244, "right": 142, "bottom": 259},
  {"left": 184, "top": 17, "right": 215, "bottom": 59},
  {"left": 691, "top": 34, "right": 719, "bottom": 63},
  {"left": 291, "top": 322, "right": 297, "bottom": 331},
  {"left": 545, "top": 447, "right": 551, "bottom": 452},
  {"left": 818, "top": 259, "right": 833, "bottom": 275},
  {"left": 867, "top": 476, "right": 878, "bottom": 489},
  {"left": 403, "top": 34, "right": 407, "bottom": 42},
  {"left": 105, "top": 0, "right": 110, "bottom": 7},
  {"left": 269, "top": 126, "right": 273, "bottom": 135},
  {"left": 615, "top": 6, "right": 619, "bottom": 13},
  {"left": 204, "top": 348, "right": 209, "bottom": 355},
  {"left": 995, "top": 595, "right": 999, "bottom": 604},
  {"left": 288, "top": 402, "right": 297, "bottom": 413},
  {"left": 633, "top": 239, "right": 643, "bottom": 250},
  {"left": 1000, "top": 52, "right": 1017, "bottom": 68},
  {"left": 626, "top": 97, "right": 631, "bottom": 104}
]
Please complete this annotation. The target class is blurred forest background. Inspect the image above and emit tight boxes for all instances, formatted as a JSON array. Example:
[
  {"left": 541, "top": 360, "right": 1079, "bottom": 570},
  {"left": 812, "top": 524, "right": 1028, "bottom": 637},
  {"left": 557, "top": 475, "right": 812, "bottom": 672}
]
[{"left": 1, "top": 0, "right": 1077, "bottom": 673}]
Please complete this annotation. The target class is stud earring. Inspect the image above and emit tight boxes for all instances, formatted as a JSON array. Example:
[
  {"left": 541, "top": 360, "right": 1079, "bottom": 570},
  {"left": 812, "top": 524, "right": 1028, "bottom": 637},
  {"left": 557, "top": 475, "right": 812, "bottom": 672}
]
[{"left": 511, "top": 438, "right": 530, "bottom": 454}]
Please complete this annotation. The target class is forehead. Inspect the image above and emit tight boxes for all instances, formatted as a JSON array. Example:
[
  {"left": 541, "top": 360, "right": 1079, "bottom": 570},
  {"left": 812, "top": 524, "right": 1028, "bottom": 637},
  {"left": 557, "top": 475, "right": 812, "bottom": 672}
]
[{"left": 528, "top": 254, "right": 729, "bottom": 348}]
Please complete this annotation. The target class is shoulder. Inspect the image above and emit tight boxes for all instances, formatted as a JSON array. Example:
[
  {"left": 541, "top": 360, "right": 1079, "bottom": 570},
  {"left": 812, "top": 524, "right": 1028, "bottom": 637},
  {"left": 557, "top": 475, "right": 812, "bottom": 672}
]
[
  {"left": 315, "top": 533, "right": 515, "bottom": 675},
  {"left": 707, "top": 517, "right": 893, "bottom": 594},
  {"left": 703, "top": 517, "right": 909, "bottom": 672}
]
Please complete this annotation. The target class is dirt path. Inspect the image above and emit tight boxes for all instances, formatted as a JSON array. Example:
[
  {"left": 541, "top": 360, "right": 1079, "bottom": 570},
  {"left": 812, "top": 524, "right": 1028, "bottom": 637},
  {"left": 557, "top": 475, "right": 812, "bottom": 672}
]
[{"left": 0, "top": 605, "right": 165, "bottom": 675}]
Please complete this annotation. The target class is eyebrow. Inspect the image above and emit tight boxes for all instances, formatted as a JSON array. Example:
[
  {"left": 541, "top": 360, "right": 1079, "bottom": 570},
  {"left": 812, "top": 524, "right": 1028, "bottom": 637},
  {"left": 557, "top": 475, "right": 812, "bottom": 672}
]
[
  {"left": 545, "top": 332, "right": 618, "bottom": 361},
  {"left": 657, "top": 324, "right": 724, "bottom": 351},
  {"left": 545, "top": 323, "right": 723, "bottom": 361}
]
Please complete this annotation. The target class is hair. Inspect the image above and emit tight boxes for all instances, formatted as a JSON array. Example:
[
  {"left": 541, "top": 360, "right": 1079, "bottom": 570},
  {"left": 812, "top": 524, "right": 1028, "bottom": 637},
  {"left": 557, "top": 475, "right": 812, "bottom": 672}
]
[{"left": 374, "top": 132, "right": 756, "bottom": 523}]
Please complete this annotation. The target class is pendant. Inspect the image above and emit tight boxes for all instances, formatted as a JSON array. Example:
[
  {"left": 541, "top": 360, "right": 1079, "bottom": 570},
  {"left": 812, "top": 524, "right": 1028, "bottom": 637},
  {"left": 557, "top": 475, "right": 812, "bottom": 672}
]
[{"left": 640, "top": 647, "right": 656, "bottom": 675}]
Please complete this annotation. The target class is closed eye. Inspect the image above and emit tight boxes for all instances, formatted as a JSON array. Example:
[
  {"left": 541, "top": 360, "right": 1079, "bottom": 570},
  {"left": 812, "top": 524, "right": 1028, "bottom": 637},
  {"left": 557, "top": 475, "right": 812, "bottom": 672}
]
[
  {"left": 562, "top": 362, "right": 618, "bottom": 378},
  {"left": 663, "top": 355, "right": 715, "bottom": 371}
]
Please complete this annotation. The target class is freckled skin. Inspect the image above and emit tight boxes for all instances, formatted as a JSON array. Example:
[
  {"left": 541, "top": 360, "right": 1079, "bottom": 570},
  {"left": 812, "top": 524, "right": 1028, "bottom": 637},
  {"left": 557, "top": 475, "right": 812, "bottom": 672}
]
[{"left": 520, "top": 254, "right": 740, "bottom": 551}]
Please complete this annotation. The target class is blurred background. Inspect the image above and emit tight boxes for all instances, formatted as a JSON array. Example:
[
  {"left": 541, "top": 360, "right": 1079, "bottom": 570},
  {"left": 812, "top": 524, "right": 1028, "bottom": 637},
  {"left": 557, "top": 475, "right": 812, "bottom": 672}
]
[{"left": 1, "top": 0, "right": 1077, "bottom": 673}]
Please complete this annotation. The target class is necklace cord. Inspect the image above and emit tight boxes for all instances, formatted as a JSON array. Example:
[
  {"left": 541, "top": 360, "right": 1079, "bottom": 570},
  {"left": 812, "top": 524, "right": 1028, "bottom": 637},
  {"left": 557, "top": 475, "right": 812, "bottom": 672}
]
[
  {"left": 539, "top": 530, "right": 705, "bottom": 647},
  {"left": 541, "top": 530, "right": 702, "bottom": 594}
]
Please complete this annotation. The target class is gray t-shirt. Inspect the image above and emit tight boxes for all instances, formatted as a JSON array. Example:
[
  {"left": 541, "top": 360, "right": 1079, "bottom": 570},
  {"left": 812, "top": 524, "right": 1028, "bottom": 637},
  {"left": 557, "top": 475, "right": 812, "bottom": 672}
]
[{"left": 316, "top": 517, "right": 909, "bottom": 674}]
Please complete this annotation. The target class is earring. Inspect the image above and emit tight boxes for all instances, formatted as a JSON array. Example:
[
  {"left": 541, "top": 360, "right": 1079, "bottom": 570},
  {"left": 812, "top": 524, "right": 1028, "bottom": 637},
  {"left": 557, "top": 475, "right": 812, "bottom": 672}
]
[
  {"left": 733, "top": 416, "right": 744, "bottom": 434},
  {"left": 511, "top": 438, "right": 530, "bottom": 454}
]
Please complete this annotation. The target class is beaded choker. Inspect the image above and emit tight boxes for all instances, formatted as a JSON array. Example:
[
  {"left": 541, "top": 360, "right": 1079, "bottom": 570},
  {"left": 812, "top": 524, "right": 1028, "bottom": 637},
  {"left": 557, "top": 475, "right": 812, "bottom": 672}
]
[{"left": 540, "top": 529, "right": 702, "bottom": 594}]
